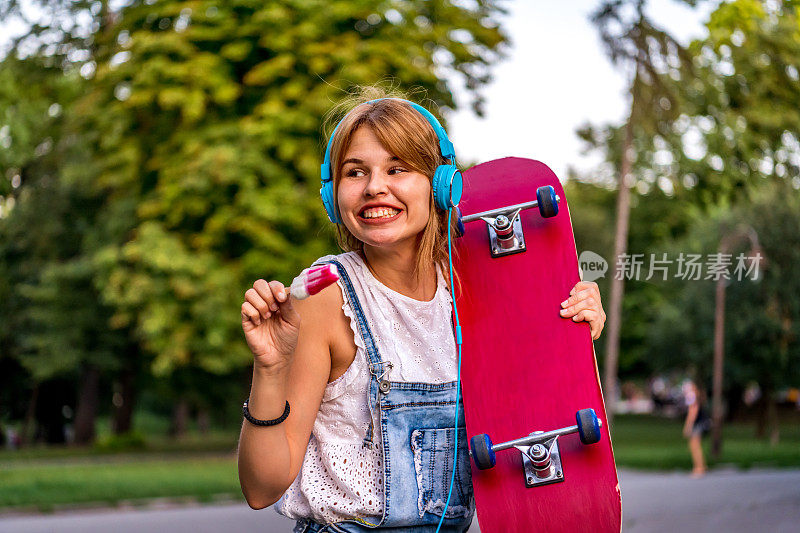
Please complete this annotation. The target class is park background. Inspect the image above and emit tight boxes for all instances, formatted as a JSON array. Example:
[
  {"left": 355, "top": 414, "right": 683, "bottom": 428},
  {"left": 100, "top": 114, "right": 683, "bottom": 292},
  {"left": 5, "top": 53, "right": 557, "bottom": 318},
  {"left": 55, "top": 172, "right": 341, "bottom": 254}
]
[{"left": 1, "top": 0, "right": 799, "bottom": 522}]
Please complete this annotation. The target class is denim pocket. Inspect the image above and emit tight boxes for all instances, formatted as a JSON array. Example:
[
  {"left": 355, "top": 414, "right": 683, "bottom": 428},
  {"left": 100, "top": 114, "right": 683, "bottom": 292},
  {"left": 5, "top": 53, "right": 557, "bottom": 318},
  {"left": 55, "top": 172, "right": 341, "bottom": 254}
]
[{"left": 410, "top": 427, "right": 473, "bottom": 519}]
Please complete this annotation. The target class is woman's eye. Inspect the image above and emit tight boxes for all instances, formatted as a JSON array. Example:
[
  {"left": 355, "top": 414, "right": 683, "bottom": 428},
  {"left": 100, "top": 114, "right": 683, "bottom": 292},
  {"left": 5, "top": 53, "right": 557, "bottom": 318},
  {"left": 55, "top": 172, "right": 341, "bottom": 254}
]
[{"left": 343, "top": 167, "right": 406, "bottom": 177}]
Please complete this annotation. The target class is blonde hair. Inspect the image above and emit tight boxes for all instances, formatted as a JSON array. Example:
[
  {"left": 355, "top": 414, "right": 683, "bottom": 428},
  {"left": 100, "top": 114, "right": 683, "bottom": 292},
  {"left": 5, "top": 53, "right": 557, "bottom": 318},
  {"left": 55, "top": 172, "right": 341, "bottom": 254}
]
[{"left": 322, "top": 87, "right": 460, "bottom": 293}]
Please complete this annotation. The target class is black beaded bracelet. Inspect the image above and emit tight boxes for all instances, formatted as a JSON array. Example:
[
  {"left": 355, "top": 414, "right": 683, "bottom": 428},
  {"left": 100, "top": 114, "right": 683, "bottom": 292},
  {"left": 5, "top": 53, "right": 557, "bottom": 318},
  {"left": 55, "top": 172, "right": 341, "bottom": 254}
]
[{"left": 243, "top": 399, "right": 290, "bottom": 426}]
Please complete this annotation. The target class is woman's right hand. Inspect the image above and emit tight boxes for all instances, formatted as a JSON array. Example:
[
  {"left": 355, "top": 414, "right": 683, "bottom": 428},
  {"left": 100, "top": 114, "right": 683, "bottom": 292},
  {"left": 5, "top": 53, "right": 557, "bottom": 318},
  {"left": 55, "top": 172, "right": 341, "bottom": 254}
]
[{"left": 241, "top": 279, "right": 301, "bottom": 371}]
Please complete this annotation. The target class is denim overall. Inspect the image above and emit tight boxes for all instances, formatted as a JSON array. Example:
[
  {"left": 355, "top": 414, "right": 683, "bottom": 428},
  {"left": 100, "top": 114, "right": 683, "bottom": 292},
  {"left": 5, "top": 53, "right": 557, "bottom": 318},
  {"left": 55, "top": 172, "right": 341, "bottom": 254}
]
[{"left": 293, "top": 259, "right": 475, "bottom": 533}]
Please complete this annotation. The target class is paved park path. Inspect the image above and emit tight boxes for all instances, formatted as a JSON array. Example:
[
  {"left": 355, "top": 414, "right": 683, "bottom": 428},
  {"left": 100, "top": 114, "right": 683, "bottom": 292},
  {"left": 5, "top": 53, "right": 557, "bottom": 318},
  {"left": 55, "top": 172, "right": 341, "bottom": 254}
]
[
  {"left": 1, "top": 468, "right": 798, "bottom": 532},
  {"left": 619, "top": 468, "right": 800, "bottom": 532}
]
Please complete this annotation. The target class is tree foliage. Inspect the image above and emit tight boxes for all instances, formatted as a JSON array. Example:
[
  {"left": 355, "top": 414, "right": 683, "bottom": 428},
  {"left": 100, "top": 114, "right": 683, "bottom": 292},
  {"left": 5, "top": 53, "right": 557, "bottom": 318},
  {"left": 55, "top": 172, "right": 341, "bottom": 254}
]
[
  {"left": 0, "top": 55, "right": 119, "bottom": 385},
  {"left": 575, "top": 0, "right": 800, "bottom": 403},
  {"left": 665, "top": 0, "right": 800, "bottom": 207},
  {"left": 647, "top": 182, "right": 800, "bottom": 410},
  {"left": 69, "top": 0, "right": 507, "bottom": 376},
  {"left": 0, "top": 0, "right": 508, "bottom": 440},
  {"left": 643, "top": 0, "right": 800, "bottom": 399}
]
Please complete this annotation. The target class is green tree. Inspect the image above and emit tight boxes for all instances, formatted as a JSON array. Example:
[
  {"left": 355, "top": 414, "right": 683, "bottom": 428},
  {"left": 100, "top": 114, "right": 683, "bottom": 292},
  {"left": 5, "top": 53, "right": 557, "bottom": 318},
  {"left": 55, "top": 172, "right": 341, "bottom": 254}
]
[
  {"left": 3, "top": 0, "right": 509, "bottom": 436},
  {"left": 0, "top": 0, "right": 108, "bottom": 64},
  {"left": 573, "top": 0, "right": 800, "bottom": 447},
  {"left": 0, "top": 54, "right": 138, "bottom": 445},
  {"left": 74, "top": 0, "right": 507, "bottom": 385},
  {"left": 647, "top": 182, "right": 800, "bottom": 443},
  {"left": 588, "top": 0, "right": 699, "bottom": 422},
  {"left": 565, "top": 175, "right": 695, "bottom": 378},
  {"left": 671, "top": 0, "right": 800, "bottom": 205}
]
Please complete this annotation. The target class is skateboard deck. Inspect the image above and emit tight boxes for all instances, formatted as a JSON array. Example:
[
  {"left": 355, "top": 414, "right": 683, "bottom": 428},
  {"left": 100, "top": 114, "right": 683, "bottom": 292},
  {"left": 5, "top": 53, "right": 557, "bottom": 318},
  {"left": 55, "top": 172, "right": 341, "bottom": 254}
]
[{"left": 454, "top": 157, "right": 622, "bottom": 532}]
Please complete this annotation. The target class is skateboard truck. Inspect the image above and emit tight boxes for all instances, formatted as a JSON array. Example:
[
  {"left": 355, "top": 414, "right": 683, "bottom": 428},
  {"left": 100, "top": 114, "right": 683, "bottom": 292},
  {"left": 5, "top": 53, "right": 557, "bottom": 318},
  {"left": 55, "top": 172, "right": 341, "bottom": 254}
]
[
  {"left": 469, "top": 408, "right": 602, "bottom": 488},
  {"left": 458, "top": 185, "right": 560, "bottom": 258},
  {"left": 517, "top": 433, "right": 564, "bottom": 487}
]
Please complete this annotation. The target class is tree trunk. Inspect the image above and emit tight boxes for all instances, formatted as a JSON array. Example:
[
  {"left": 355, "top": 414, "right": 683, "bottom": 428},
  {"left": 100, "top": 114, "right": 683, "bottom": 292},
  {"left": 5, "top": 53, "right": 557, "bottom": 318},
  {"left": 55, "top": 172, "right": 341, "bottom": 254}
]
[
  {"left": 197, "top": 408, "right": 210, "bottom": 435},
  {"left": 170, "top": 397, "right": 189, "bottom": 438},
  {"left": 603, "top": 71, "right": 638, "bottom": 427},
  {"left": 711, "top": 263, "right": 728, "bottom": 459},
  {"left": 767, "top": 391, "right": 780, "bottom": 446},
  {"left": 112, "top": 367, "right": 136, "bottom": 435},
  {"left": 20, "top": 382, "right": 39, "bottom": 447},
  {"left": 726, "top": 383, "right": 745, "bottom": 422},
  {"left": 73, "top": 365, "right": 100, "bottom": 445},
  {"left": 755, "top": 389, "right": 768, "bottom": 439}
]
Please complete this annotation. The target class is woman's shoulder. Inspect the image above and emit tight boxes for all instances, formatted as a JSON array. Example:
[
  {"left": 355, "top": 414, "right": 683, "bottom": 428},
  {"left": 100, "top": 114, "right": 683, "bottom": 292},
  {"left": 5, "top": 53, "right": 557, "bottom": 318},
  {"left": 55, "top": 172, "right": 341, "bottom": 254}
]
[
  {"left": 310, "top": 251, "right": 362, "bottom": 270},
  {"left": 307, "top": 252, "right": 368, "bottom": 285},
  {"left": 292, "top": 253, "right": 358, "bottom": 358},
  {"left": 296, "top": 251, "right": 360, "bottom": 317}
]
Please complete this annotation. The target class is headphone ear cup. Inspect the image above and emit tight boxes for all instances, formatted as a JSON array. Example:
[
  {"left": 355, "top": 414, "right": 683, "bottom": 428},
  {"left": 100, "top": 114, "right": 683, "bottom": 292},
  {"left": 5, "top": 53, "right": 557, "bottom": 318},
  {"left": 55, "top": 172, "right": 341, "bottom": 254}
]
[
  {"left": 433, "top": 164, "right": 463, "bottom": 211},
  {"left": 320, "top": 179, "right": 340, "bottom": 223}
]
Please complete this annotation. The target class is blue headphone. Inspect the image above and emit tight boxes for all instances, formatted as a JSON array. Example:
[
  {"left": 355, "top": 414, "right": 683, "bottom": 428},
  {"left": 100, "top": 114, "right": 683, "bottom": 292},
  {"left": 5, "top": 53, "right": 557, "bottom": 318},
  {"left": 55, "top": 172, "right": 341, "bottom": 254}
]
[{"left": 319, "top": 98, "right": 463, "bottom": 223}]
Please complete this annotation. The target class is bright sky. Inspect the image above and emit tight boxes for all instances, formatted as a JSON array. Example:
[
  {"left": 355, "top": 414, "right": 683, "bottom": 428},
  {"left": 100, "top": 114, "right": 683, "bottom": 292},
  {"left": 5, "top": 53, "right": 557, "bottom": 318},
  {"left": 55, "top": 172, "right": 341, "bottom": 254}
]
[
  {"left": 449, "top": 0, "right": 716, "bottom": 180},
  {"left": 1, "top": 1, "right": 716, "bottom": 181}
]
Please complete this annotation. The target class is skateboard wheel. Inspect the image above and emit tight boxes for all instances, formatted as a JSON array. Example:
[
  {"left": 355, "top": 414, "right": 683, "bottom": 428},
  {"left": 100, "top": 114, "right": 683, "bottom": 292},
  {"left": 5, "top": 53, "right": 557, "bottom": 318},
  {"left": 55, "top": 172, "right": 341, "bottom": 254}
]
[
  {"left": 536, "top": 186, "right": 559, "bottom": 218},
  {"left": 470, "top": 433, "right": 496, "bottom": 470},
  {"left": 454, "top": 206, "right": 465, "bottom": 237},
  {"left": 576, "top": 408, "right": 601, "bottom": 445}
]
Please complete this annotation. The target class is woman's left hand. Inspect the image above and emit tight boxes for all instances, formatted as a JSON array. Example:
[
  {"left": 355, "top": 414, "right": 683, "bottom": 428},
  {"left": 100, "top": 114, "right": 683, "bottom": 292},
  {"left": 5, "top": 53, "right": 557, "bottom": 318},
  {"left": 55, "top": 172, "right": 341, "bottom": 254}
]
[{"left": 559, "top": 281, "right": 606, "bottom": 340}]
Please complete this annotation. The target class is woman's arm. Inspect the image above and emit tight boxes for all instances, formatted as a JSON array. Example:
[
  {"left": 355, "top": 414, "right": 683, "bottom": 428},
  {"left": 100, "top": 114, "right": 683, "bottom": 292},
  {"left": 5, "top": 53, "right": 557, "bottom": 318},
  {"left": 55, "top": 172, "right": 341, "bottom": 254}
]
[
  {"left": 683, "top": 400, "right": 699, "bottom": 438},
  {"left": 237, "top": 281, "right": 338, "bottom": 509}
]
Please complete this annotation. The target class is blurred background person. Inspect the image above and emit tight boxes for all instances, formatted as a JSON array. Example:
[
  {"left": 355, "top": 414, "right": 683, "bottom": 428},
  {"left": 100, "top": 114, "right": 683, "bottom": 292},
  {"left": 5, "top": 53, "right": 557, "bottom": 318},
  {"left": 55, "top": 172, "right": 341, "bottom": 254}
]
[{"left": 682, "top": 379, "right": 710, "bottom": 478}]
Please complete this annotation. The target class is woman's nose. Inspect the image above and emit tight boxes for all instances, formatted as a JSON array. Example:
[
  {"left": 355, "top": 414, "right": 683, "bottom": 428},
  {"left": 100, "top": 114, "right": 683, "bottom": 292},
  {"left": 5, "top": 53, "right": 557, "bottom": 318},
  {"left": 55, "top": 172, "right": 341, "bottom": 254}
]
[{"left": 363, "top": 170, "right": 390, "bottom": 197}]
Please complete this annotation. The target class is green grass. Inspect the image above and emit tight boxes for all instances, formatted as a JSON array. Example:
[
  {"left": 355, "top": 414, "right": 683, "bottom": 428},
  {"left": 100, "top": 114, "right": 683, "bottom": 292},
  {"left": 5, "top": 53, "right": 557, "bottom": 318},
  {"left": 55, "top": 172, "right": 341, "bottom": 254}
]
[
  {"left": 0, "top": 433, "right": 238, "bottom": 462},
  {"left": 0, "top": 454, "right": 242, "bottom": 512},
  {"left": 611, "top": 413, "right": 800, "bottom": 470},
  {"left": 0, "top": 420, "right": 244, "bottom": 512},
  {"left": 1, "top": 414, "right": 799, "bottom": 512}
]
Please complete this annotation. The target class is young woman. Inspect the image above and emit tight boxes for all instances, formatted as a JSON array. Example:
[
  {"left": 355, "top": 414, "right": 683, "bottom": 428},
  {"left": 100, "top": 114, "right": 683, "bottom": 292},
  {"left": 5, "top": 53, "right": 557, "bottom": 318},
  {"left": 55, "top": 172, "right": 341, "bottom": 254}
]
[
  {"left": 237, "top": 92, "right": 607, "bottom": 532},
  {"left": 682, "top": 379, "right": 709, "bottom": 478}
]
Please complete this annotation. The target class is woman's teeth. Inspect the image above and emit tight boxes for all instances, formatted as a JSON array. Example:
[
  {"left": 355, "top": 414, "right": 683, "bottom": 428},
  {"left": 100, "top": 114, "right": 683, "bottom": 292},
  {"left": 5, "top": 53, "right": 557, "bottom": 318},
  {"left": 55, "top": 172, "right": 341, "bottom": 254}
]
[{"left": 361, "top": 207, "right": 400, "bottom": 219}]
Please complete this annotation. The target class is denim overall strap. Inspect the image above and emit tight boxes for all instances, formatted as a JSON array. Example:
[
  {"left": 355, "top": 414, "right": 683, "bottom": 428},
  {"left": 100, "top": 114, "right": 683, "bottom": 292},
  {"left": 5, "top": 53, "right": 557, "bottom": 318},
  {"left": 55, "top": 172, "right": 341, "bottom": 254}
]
[
  {"left": 311, "top": 259, "right": 387, "bottom": 529},
  {"left": 315, "top": 259, "right": 389, "bottom": 451},
  {"left": 315, "top": 259, "right": 391, "bottom": 379}
]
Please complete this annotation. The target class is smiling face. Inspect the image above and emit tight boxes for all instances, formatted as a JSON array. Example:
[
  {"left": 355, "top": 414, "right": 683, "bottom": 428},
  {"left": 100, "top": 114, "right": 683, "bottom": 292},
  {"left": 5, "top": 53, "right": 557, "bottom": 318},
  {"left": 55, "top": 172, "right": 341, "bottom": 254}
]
[
  {"left": 325, "top": 98, "right": 457, "bottom": 286},
  {"left": 336, "top": 126, "right": 432, "bottom": 253}
]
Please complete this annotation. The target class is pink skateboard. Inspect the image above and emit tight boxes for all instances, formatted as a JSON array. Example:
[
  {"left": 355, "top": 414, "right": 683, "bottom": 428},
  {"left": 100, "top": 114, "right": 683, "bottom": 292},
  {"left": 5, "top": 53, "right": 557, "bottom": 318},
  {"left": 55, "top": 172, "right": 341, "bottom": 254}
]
[{"left": 454, "top": 158, "right": 622, "bottom": 532}]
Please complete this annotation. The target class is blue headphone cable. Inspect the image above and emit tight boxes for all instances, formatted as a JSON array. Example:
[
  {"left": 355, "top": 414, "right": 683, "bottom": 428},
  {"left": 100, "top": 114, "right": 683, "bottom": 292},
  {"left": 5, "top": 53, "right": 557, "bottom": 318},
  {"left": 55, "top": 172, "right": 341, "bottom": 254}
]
[{"left": 436, "top": 207, "right": 464, "bottom": 532}]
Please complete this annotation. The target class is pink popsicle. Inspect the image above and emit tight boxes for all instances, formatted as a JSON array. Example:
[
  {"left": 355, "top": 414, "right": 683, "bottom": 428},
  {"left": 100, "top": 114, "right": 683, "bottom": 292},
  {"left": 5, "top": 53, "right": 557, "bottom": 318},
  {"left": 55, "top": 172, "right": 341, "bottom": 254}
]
[{"left": 289, "top": 264, "right": 339, "bottom": 300}]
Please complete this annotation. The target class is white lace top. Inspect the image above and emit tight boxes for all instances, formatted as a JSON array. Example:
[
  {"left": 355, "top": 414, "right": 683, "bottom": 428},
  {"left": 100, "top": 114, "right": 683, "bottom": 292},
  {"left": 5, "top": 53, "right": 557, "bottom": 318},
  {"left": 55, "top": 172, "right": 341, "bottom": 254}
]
[{"left": 274, "top": 251, "right": 458, "bottom": 523}]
